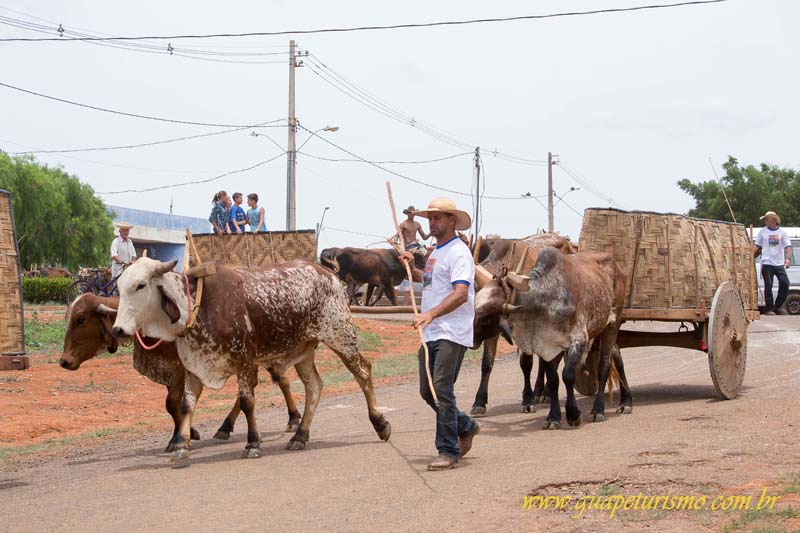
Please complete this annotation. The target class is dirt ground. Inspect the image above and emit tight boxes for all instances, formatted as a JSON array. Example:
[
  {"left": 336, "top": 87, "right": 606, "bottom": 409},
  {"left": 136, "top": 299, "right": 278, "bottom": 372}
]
[{"left": 2, "top": 312, "right": 799, "bottom": 531}]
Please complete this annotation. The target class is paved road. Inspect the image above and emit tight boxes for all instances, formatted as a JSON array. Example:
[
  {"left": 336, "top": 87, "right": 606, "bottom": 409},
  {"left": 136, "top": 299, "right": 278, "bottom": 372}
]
[{"left": 2, "top": 317, "right": 800, "bottom": 531}]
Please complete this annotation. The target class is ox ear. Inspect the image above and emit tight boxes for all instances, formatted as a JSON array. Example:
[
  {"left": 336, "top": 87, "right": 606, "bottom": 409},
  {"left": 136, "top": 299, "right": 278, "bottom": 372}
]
[
  {"left": 498, "top": 316, "right": 514, "bottom": 345},
  {"left": 157, "top": 285, "right": 181, "bottom": 324},
  {"left": 153, "top": 260, "right": 178, "bottom": 277},
  {"left": 99, "top": 315, "right": 119, "bottom": 354}
]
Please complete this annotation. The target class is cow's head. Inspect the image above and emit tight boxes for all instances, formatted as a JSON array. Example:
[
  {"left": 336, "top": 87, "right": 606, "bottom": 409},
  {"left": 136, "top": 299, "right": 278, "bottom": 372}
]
[
  {"left": 111, "top": 258, "right": 185, "bottom": 342},
  {"left": 60, "top": 294, "right": 120, "bottom": 370},
  {"left": 472, "top": 277, "right": 520, "bottom": 349}
]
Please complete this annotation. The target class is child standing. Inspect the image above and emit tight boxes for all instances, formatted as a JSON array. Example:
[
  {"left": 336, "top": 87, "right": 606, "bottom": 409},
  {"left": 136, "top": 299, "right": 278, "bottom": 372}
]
[
  {"left": 209, "top": 190, "right": 229, "bottom": 236},
  {"left": 228, "top": 192, "right": 247, "bottom": 234},
  {"left": 246, "top": 193, "right": 266, "bottom": 233}
]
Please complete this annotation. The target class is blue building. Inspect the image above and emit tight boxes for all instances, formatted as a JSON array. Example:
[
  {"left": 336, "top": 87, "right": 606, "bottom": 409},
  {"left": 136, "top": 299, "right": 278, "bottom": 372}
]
[{"left": 106, "top": 205, "right": 209, "bottom": 270}]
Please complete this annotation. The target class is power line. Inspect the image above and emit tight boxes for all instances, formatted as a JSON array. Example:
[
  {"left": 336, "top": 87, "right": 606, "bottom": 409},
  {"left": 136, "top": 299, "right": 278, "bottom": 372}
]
[
  {"left": 304, "top": 53, "right": 548, "bottom": 166},
  {"left": 558, "top": 160, "right": 628, "bottom": 209},
  {"left": 324, "top": 226, "right": 388, "bottom": 239},
  {"left": 0, "top": 1, "right": 727, "bottom": 42},
  {"left": 0, "top": 80, "right": 280, "bottom": 128},
  {"left": 296, "top": 124, "right": 530, "bottom": 201},
  {"left": 297, "top": 150, "right": 471, "bottom": 165},
  {"left": 11, "top": 123, "right": 285, "bottom": 155},
  {"left": 96, "top": 151, "right": 287, "bottom": 194}
]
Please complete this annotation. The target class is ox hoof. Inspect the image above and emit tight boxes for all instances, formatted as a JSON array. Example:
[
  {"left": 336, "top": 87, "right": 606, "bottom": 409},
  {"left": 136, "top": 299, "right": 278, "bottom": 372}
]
[
  {"left": 616, "top": 405, "right": 633, "bottom": 415},
  {"left": 171, "top": 448, "right": 191, "bottom": 462},
  {"left": 567, "top": 416, "right": 582, "bottom": 428},
  {"left": 591, "top": 413, "right": 606, "bottom": 423},
  {"left": 242, "top": 447, "right": 262, "bottom": 459},
  {"left": 190, "top": 428, "right": 200, "bottom": 441},
  {"left": 164, "top": 441, "right": 177, "bottom": 453},
  {"left": 213, "top": 430, "right": 231, "bottom": 441},
  {"left": 543, "top": 420, "right": 561, "bottom": 430},
  {"left": 285, "top": 418, "right": 302, "bottom": 433},
  {"left": 377, "top": 420, "right": 392, "bottom": 442},
  {"left": 285, "top": 439, "right": 307, "bottom": 451},
  {"left": 470, "top": 406, "right": 487, "bottom": 417},
  {"left": 520, "top": 403, "right": 535, "bottom": 414}
]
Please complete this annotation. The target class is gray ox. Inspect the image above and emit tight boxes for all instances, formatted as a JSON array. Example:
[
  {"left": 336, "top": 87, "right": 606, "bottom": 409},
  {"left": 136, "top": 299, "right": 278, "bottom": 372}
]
[
  {"left": 59, "top": 293, "right": 302, "bottom": 452},
  {"left": 474, "top": 248, "right": 632, "bottom": 428},
  {"left": 111, "top": 258, "right": 391, "bottom": 461},
  {"left": 471, "top": 233, "right": 577, "bottom": 416}
]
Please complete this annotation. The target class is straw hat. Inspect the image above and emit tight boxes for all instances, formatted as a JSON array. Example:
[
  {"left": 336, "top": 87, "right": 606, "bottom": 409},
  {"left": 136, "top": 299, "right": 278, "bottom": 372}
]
[
  {"left": 115, "top": 221, "right": 135, "bottom": 230},
  {"left": 402, "top": 205, "right": 416, "bottom": 215},
  {"left": 760, "top": 211, "right": 781, "bottom": 225},
  {"left": 414, "top": 197, "right": 472, "bottom": 231}
]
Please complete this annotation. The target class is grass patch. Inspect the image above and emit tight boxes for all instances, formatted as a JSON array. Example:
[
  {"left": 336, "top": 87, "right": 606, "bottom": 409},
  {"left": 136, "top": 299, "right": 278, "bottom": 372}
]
[
  {"left": 598, "top": 483, "right": 621, "bottom": 496},
  {"left": 355, "top": 325, "right": 384, "bottom": 352},
  {"left": 0, "top": 426, "right": 131, "bottom": 460},
  {"left": 781, "top": 473, "right": 800, "bottom": 494},
  {"left": 24, "top": 316, "right": 66, "bottom": 354},
  {"left": 722, "top": 507, "right": 798, "bottom": 533},
  {"left": 372, "top": 353, "right": 419, "bottom": 378}
]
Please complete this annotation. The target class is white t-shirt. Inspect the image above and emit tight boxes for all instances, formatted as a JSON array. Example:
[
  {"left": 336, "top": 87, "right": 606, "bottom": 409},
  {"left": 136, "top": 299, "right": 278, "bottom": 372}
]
[
  {"left": 755, "top": 226, "right": 791, "bottom": 267},
  {"left": 420, "top": 236, "right": 475, "bottom": 347},
  {"left": 110, "top": 237, "right": 136, "bottom": 278}
]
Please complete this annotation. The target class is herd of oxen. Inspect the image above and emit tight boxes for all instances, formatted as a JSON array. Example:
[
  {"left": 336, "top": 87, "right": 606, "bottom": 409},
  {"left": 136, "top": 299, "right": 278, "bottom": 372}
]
[{"left": 58, "top": 233, "right": 633, "bottom": 463}]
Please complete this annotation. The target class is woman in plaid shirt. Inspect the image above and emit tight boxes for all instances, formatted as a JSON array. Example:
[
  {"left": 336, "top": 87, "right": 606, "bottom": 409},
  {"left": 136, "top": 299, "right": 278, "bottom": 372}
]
[{"left": 209, "top": 190, "right": 229, "bottom": 236}]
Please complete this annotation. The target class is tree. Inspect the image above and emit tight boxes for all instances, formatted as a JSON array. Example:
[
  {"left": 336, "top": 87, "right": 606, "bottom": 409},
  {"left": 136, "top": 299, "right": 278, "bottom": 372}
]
[
  {"left": 678, "top": 157, "right": 800, "bottom": 227},
  {"left": 0, "top": 151, "right": 114, "bottom": 270}
]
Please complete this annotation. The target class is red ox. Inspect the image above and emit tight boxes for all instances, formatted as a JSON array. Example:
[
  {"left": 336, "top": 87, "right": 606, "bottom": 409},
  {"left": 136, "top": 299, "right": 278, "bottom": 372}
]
[
  {"left": 60, "top": 293, "right": 302, "bottom": 452},
  {"left": 474, "top": 248, "right": 632, "bottom": 428},
  {"left": 111, "top": 258, "right": 392, "bottom": 462}
]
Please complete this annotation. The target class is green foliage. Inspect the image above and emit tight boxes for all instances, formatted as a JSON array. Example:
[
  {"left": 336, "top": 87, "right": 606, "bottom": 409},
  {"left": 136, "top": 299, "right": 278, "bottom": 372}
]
[
  {"left": 677, "top": 156, "right": 800, "bottom": 226},
  {"left": 22, "top": 278, "right": 73, "bottom": 304},
  {"left": 0, "top": 151, "right": 114, "bottom": 270}
]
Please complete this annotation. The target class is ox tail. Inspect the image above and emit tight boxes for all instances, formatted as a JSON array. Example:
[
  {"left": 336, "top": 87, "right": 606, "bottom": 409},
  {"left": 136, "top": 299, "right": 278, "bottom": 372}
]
[{"left": 607, "top": 358, "right": 621, "bottom": 403}]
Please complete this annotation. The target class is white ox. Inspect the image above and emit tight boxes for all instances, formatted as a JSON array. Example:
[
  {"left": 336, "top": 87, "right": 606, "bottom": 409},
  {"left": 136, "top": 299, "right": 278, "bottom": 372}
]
[{"left": 112, "top": 257, "right": 392, "bottom": 461}]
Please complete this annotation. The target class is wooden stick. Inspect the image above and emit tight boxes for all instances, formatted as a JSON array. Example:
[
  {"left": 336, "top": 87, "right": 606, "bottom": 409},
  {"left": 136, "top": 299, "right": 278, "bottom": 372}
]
[
  {"left": 184, "top": 230, "right": 203, "bottom": 330},
  {"left": 386, "top": 181, "right": 438, "bottom": 406}
]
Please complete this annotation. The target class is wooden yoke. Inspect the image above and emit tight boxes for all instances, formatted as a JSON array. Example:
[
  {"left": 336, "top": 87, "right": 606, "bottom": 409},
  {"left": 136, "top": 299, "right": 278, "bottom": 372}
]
[{"left": 185, "top": 229, "right": 215, "bottom": 330}]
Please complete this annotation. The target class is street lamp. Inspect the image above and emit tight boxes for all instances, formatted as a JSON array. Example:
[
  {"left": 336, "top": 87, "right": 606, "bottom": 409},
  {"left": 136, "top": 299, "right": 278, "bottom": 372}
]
[
  {"left": 315, "top": 206, "right": 330, "bottom": 257},
  {"left": 553, "top": 187, "right": 580, "bottom": 206},
  {"left": 297, "top": 125, "right": 339, "bottom": 152}
]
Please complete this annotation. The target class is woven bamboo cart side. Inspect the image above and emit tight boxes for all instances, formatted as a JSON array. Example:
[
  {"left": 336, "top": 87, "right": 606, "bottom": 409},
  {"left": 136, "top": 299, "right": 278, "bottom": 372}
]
[
  {"left": 0, "top": 190, "right": 27, "bottom": 369},
  {"left": 187, "top": 230, "right": 317, "bottom": 268},
  {"left": 577, "top": 208, "right": 755, "bottom": 400}
]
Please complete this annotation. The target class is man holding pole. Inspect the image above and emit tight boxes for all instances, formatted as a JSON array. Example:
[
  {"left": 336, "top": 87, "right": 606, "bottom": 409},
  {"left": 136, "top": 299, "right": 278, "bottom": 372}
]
[{"left": 401, "top": 197, "right": 480, "bottom": 471}]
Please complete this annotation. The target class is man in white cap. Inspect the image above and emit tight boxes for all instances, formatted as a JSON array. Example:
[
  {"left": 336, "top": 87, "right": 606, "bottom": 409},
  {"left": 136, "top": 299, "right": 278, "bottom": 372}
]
[
  {"left": 110, "top": 222, "right": 137, "bottom": 281},
  {"left": 401, "top": 197, "right": 480, "bottom": 471},
  {"left": 754, "top": 211, "right": 792, "bottom": 314}
]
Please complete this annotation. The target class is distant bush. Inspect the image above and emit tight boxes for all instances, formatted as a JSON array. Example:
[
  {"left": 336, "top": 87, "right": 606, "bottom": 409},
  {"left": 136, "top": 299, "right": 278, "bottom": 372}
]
[{"left": 22, "top": 277, "right": 73, "bottom": 303}]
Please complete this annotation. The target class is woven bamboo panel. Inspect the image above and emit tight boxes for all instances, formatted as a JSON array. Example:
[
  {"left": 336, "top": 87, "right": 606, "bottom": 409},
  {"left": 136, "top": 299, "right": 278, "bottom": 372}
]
[
  {"left": 189, "top": 230, "right": 316, "bottom": 268},
  {"left": 578, "top": 209, "right": 755, "bottom": 311},
  {"left": 0, "top": 190, "right": 25, "bottom": 354}
]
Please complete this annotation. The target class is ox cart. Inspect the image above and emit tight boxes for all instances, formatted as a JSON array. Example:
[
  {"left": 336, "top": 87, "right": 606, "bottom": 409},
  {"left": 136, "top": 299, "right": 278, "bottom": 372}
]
[
  {"left": 576, "top": 208, "right": 758, "bottom": 400},
  {"left": 184, "top": 229, "right": 317, "bottom": 268}
]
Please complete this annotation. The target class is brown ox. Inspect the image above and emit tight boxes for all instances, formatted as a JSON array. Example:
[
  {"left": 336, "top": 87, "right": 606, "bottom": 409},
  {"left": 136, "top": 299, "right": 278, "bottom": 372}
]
[
  {"left": 474, "top": 247, "right": 632, "bottom": 428},
  {"left": 111, "top": 258, "right": 391, "bottom": 462},
  {"left": 471, "top": 233, "right": 577, "bottom": 416},
  {"left": 38, "top": 266, "right": 73, "bottom": 278},
  {"left": 60, "top": 293, "right": 301, "bottom": 452}
]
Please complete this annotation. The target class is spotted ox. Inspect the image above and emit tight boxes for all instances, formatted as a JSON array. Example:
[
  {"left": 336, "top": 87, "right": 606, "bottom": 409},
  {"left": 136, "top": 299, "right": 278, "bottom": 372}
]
[
  {"left": 471, "top": 233, "right": 578, "bottom": 416},
  {"left": 111, "top": 258, "right": 391, "bottom": 461},
  {"left": 60, "top": 293, "right": 301, "bottom": 452},
  {"left": 474, "top": 248, "right": 632, "bottom": 428}
]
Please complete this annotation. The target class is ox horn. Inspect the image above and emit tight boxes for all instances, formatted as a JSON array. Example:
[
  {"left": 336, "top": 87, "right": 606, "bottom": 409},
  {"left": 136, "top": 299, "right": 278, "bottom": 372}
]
[
  {"left": 502, "top": 303, "right": 522, "bottom": 314},
  {"left": 153, "top": 259, "right": 178, "bottom": 277},
  {"left": 95, "top": 303, "right": 118, "bottom": 316}
]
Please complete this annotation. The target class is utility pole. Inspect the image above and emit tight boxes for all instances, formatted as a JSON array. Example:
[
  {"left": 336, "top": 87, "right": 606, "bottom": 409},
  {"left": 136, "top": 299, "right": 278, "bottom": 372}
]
[
  {"left": 547, "top": 151, "right": 556, "bottom": 232},
  {"left": 286, "top": 40, "right": 298, "bottom": 231},
  {"left": 473, "top": 147, "right": 481, "bottom": 237}
]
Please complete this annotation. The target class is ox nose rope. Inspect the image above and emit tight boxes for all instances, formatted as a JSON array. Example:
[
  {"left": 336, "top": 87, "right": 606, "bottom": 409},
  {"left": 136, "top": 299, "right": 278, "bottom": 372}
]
[{"left": 135, "top": 272, "right": 196, "bottom": 351}]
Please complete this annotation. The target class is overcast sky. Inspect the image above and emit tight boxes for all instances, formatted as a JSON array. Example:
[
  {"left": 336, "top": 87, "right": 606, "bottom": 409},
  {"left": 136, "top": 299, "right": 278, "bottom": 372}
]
[{"left": 1, "top": 0, "right": 797, "bottom": 250}]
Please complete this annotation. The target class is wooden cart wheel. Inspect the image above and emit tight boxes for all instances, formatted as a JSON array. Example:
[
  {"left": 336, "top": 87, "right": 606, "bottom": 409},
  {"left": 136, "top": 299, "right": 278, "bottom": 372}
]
[
  {"left": 708, "top": 281, "right": 747, "bottom": 400},
  {"left": 575, "top": 347, "right": 599, "bottom": 396}
]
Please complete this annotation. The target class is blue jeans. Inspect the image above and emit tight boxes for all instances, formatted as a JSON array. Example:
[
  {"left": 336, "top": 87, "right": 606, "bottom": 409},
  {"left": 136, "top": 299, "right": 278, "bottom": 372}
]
[
  {"left": 418, "top": 339, "right": 478, "bottom": 460},
  {"left": 762, "top": 264, "right": 789, "bottom": 310}
]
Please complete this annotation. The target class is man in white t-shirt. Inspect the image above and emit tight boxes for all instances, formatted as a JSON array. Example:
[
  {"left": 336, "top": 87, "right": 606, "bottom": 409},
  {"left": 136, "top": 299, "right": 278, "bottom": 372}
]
[
  {"left": 110, "top": 222, "right": 137, "bottom": 281},
  {"left": 401, "top": 197, "right": 480, "bottom": 471},
  {"left": 754, "top": 211, "right": 792, "bottom": 315}
]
